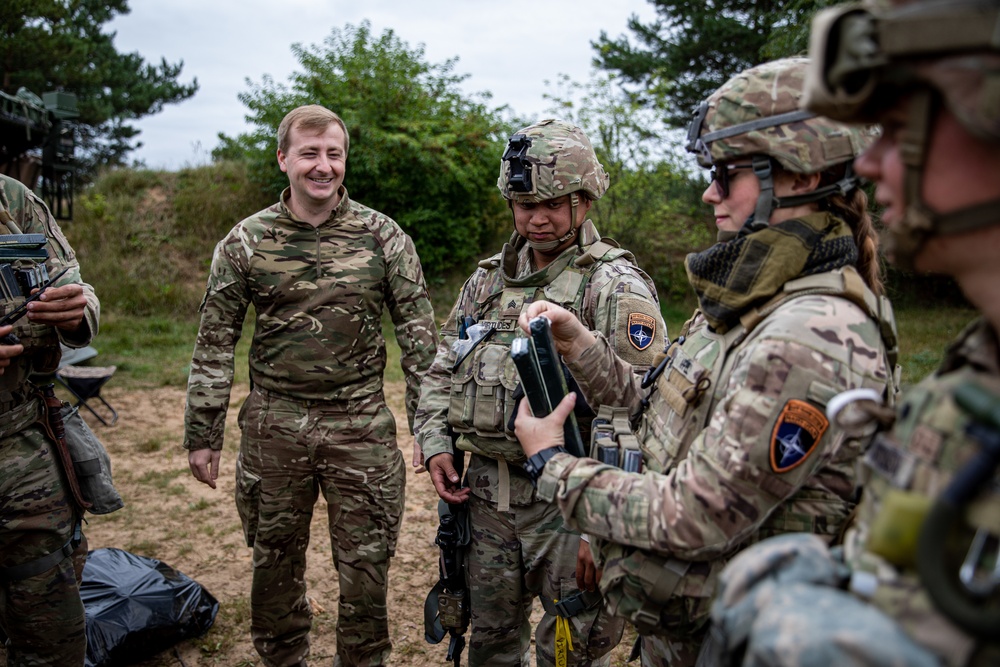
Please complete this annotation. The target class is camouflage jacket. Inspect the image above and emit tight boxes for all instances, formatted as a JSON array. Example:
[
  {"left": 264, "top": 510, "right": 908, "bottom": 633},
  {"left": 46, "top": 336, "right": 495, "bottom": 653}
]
[
  {"left": 184, "top": 187, "right": 437, "bottom": 451},
  {"left": 414, "top": 220, "right": 665, "bottom": 506},
  {"left": 536, "top": 262, "right": 895, "bottom": 613},
  {"left": 844, "top": 317, "right": 1000, "bottom": 666},
  {"left": 0, "top": 174, "right": 99, "bottom": 416}
]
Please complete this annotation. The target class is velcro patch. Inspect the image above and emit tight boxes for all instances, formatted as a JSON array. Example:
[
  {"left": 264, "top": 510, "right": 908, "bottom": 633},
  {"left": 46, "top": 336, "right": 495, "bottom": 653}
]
[
  {"left": 628, "top": 312, "right": 656, "bottom": 351},
  {"left": 769, "top": 399, "right": 828, "bottom": 473}
]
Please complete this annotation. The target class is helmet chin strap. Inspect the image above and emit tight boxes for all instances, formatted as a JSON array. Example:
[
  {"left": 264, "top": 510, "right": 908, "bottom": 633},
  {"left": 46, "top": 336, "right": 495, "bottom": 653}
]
[
  {"left": 736, "top": 155, "right": 864, "bottom": 238},
  {"left": 523, "top": 192, "right": 582, "bottom": 252},
  {"left": 891, "top": 88, "right": 1000, "bottom": 269}
]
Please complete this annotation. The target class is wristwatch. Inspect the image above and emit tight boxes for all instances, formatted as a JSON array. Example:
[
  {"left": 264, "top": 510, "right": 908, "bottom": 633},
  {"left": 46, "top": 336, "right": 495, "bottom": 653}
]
[{"left": 523, "top": 446, "right": 568, "bottom": 485}]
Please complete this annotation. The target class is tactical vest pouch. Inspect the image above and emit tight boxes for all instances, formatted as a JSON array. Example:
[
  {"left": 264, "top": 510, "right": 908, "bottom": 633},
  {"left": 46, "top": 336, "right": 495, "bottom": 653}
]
[
  {"left": 640, "top": 348, "right": 712, "bottom": 473},
  {"left": 599, "top": 545, "right": 695, "bottom": 636},
  {"left": 448, "top": 342, "right": 520, "bottom": 441},
  {"left": 61, "top": 404, "right": 124, "bottom": 515},
  {"left": 591, "top": 405, "right": 643, "bottom": 472},
  {"left": 659, "top": 346, "right": 711, "bottom": 417}
]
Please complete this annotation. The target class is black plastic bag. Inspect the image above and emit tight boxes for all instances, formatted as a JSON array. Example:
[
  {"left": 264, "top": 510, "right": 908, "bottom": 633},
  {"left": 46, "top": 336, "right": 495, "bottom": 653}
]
[{"left": 81, "top": 548, "right": 219, "bottom": 667}]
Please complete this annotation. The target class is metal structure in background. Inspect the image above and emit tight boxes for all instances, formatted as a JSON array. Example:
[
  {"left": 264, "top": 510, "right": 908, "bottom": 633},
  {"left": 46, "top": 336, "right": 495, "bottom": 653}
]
[{"left": 0, "top": 88, "right": 78, "bottom": 219}]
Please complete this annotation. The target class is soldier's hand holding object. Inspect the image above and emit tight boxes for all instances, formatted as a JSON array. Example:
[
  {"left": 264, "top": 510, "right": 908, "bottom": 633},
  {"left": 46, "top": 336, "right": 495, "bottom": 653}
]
[
  {"left": 514, "top": 391, "right": 576, "bottom": 458},
  {"left": 27, "top": 282, "right": 87, "bottom": 333},
  {"left": 427, "top": 452, "right": 470, "bottom": 504},
  {"left": 518, "top": 300, "right": 594, "bottom": 362}
]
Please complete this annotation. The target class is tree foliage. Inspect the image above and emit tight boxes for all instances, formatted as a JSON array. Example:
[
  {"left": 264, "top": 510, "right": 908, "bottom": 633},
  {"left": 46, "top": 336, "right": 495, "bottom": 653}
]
[
  {"left": 0, "top": 0, "right": 198, "bottom": 176},
  {"left": 593, "top": 0, "right": 833, "bottom": 128},
  {"left": 215, "top": 21, "right": 511, "bottom": 277},
  {"left": 543, "top": 72, "right": 711, "bottom": 303}
]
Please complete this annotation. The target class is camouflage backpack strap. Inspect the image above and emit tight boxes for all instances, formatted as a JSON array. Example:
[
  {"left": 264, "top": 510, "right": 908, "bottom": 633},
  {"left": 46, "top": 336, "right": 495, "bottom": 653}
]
[
  {"left": 575, "top": 236, "right": 659, "bottom": 300},
  {"left": 573, "top": 238, "right": 628, "bottom": 267},
  {"left": 741, "top": 266, "right": 899, "bottom": 379}
]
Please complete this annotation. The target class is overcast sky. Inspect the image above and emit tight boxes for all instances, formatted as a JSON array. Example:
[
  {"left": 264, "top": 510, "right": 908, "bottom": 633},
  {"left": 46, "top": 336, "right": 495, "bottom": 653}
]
[{"left": 109, "top": 0, "right": 659, "bottom": 171}]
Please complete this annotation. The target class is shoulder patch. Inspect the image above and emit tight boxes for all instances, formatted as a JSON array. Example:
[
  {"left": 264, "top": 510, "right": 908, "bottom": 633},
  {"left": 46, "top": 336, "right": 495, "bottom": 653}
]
[
  {"left": 769, "top": 399, "right": 828, "bottom": 473},
  {"left": 628, "top": 312, "right": 656, "bottom": 351}
]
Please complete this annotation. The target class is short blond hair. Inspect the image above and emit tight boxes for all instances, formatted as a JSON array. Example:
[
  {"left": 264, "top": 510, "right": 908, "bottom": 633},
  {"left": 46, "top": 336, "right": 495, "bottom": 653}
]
[{"left": 277, "top": 105, "right": 350, "bottom": 156}]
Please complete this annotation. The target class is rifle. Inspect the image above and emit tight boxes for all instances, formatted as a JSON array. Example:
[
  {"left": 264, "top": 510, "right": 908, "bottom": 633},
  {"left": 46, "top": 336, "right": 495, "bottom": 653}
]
[
  {"left": 425, "top": 314, "right": 475, "bottom": 667},
  {"left": 510, "top": 316, "right": 586, "bottom": 457},
  {"left": 0, "top": 267, "right": 69, "bottom": 345}
]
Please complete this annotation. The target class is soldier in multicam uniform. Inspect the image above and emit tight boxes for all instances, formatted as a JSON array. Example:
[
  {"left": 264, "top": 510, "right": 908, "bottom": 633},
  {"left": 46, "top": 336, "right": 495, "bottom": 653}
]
[
  {"left": 0, "top": 173, "right": 100, "bottom": 665},
  {"left": 513, "top": 58, "right": 900, "bottom": 666},
  {"left": 414, "top": 119, "right": 665, "bottom": 666},
  {"left": 184, "top": 105, "right": 437, "bottom": 667},
  {"left": 702, "top": 2, "right": 1000, "bottom": 666}
]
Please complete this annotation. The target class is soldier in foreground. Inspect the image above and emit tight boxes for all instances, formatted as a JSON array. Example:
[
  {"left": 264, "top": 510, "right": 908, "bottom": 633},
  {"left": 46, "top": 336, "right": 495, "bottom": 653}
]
[
  {"left": 415, "top": 119, "right": 665, "bottom": 665},
  {"left": 513, "top": 58, "right": 899, "bottom": 665},
  {"left": 702, "top": 1, "right": 1000, "bottom": 665},
  {"left": 0, "top": 173, "right": 101, "bottom": 665},
  {"left": 184, "top": 105, "right": 437, "bottom": 667}
]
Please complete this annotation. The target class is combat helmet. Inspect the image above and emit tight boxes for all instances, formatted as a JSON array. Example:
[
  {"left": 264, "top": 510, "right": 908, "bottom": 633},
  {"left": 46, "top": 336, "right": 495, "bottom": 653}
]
[
  {"left": 686, "top": 57, "right": 872, "bottom": 229},
  {"left": 498, "top": 119, "right": 609, "bottom": 251},
  {"left": 803, "top": 0, "right": 1000, "bottom": 267}
]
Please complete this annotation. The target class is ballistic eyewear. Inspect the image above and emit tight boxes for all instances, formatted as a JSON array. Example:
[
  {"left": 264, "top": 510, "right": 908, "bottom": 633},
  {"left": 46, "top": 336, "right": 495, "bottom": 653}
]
[{"left": 709, "top": 163, "right": 754, "bottom": 199}]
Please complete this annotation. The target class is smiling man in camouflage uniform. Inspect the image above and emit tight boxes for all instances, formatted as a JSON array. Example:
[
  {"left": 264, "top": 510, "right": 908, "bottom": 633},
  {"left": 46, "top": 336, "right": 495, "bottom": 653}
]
[
  {"left": 184, "top": 105, "right": 437, "bottom": 667},
  {"left": 0, "top": 173, "right": 100, "bottom": 666},
  {"left": 415, "top": 119, "right": 665, "bottom": 666},
  {"left": 703, "top": 2, "right": 1000, "bottom": 665}
]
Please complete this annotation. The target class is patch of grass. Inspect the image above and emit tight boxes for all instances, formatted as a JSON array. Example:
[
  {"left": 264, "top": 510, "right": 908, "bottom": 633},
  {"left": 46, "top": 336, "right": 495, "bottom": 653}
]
[
  {"left": 895, "top": 305, "right": 977, "bottom": 386},
  {"left": 135, "top": 436, "right": 164, "bottom": 453},
  {"left": 126, "top": 539, "right": 162, "bottom": 556},
  {"left": 137, "top": 468, "right": 185, "bottom": 489},
  {"left": 188, "top": 498, "right": 212, "bottom": 511},
  {"left": 196, "top": 594, "right": 253, "bottom": 659}
]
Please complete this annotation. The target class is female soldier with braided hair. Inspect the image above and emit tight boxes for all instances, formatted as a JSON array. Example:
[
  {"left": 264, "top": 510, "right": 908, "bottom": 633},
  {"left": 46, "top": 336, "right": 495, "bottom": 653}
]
[{"left": 513, "top": 57, "right": 899, "bottom": 665}]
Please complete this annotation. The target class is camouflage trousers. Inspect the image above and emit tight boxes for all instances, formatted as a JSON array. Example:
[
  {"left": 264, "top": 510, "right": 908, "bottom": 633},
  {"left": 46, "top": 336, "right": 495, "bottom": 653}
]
[
  {"left": 466, "top": 472, "right": 624, "bottom": 666},
  {"left": 236, "top": 388, "right": 405, "bottom": 667},
  {"left": 0, "top": 423, "right": 87, "bottom": 667}
]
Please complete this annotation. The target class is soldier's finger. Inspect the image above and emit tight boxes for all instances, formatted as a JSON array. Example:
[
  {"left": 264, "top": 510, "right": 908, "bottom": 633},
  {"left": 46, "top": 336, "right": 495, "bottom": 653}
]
[{"left": 552, "top": 392, "right": 577, "bottom": 420}]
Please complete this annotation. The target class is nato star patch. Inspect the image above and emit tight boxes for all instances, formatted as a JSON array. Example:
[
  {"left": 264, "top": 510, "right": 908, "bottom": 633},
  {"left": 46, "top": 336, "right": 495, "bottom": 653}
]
[
  {"left": 628, "top": 312, "right": 656, "bottom": 351},
  {"left": 769, "top": 399, "right": 828, "bottom": 473}
]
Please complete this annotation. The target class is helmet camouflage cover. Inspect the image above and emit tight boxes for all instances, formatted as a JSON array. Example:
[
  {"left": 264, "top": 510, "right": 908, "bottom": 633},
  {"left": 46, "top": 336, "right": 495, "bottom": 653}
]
[
  {"left": 687, "top": 57, "right": 872, "bottom": 173},
  {"left": 497, "top": 119, "right": 609, "bottom": 202},
  {"left": 804, "top": 0, "right": 1000, "bottom": 141},
  {"left": 803, "top": 0, "right": 1000, "bottom": 267}
]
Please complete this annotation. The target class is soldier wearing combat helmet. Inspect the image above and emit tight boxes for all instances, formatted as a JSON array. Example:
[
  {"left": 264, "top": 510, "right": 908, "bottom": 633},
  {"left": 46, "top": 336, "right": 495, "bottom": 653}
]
[
  {"left": 703, "top": 2, "right": 1000, "bottom": 666},
  {"left": 415, "top": 119, "right": 665, "bottom": 666},
  {"left": 513, "top": 59, "right": 899, "bottom": 666}
]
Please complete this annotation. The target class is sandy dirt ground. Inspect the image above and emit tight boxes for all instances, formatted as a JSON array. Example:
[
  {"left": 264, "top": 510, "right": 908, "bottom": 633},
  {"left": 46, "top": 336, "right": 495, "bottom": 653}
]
[{"left": 1, "top": 382, "right": 635, "bottom": 666}]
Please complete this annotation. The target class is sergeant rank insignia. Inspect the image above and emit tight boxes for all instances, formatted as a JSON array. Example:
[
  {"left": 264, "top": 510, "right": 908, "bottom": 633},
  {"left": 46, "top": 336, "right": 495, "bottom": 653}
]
[
  {"left": 628, "top": 313, "right": 656, "bottom": 351},
  {"left": 769, "top": 399, "right": 828, "bottom": 473}
]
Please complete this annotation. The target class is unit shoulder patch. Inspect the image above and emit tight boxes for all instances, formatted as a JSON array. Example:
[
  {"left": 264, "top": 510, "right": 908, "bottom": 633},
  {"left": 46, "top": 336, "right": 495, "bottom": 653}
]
[
  {"left": 769, "top": 399, "right": 829, "bottom": 473},
  {"left": 628, "top": 312, "right": 656, "bottom": 351}
]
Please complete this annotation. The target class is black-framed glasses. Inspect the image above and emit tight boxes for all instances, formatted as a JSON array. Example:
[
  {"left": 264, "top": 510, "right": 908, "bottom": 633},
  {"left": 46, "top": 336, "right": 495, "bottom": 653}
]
[{"left": 709, "top": 163, "right": 754, "bottom": 199}]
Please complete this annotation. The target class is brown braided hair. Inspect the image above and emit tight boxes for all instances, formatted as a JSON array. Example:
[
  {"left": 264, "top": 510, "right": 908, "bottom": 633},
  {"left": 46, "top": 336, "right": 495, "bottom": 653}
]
[{"left": 820, "top": 169, "right": 885, "bottom": 295}]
